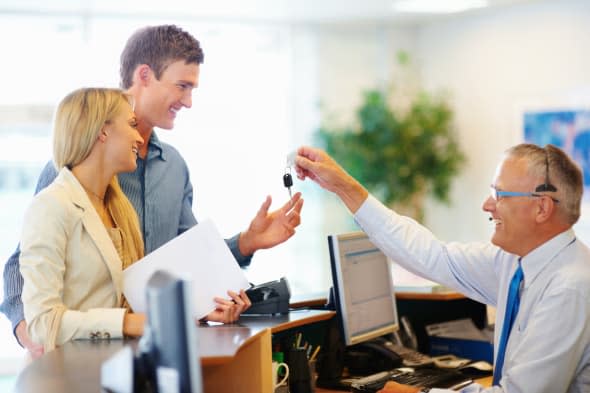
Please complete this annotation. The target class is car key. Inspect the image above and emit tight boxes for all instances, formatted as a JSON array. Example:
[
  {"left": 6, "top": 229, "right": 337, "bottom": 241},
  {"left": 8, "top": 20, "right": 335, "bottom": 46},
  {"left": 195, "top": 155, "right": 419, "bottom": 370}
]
[{"left": 283, "top": 169, "right": 293, "bottom": 198}]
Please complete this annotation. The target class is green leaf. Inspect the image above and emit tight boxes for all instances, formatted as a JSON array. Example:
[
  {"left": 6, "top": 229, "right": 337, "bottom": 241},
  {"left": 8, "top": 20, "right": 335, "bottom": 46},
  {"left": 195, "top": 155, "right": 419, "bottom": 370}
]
[{"left": 316, "top": 88, "right": 465, "bottom": 220}]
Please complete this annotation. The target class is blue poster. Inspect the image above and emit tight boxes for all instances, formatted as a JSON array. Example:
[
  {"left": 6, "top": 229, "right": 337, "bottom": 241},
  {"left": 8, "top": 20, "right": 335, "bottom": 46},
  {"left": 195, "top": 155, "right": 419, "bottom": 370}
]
[{"left": 524, "top": 110, "right": 590, "bottom": 199}]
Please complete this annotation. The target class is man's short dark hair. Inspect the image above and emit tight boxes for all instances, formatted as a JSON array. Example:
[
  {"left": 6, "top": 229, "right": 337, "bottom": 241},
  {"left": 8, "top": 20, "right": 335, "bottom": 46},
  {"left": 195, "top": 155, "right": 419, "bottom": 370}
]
[{"left": 119, "top": 25, "right": 204, "bottom": 89}]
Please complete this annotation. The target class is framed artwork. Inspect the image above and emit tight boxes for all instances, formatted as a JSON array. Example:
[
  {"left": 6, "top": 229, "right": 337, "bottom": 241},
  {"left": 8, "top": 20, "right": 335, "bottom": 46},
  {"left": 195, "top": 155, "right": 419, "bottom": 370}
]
[
  {"left": 523, "top": 109, "right": 590, "bottom": 201},
  {"left": 521, "top": 104, "right": 590, "bottom": 244}
]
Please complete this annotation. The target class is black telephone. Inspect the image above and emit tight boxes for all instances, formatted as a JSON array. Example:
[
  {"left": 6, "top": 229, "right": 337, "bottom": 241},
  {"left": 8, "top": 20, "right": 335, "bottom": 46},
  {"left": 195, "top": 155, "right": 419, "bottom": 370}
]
[
  {"left": 345, "top": 339, "right": 403, "bottom": 375},
  {"left": 344, "top": 318, "right": 433, "bottom": 375},
  {"left": 242, "top": 277, "right": 291, "bottom": 315}
]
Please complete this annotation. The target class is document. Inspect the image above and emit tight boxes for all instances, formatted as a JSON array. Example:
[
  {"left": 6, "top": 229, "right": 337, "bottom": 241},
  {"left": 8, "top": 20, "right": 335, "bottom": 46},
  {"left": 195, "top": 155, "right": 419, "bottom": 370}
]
[
  {"left": 426, "top": 318, "right": 489, "bottom": 341},
  {"left": 123, "top": 219, "right": 250, "bottom": 319}
]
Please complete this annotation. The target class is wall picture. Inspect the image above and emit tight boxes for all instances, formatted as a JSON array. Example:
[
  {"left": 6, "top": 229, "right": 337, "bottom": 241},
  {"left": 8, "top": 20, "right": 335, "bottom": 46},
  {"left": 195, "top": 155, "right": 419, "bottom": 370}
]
[{"left": 524, "top": 110, "right": 590, "bottom": 200}]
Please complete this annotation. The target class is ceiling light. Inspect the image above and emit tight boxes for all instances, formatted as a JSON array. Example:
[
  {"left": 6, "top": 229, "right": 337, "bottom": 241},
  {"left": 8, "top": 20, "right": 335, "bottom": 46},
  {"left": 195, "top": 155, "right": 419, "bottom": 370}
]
[{"left": 392, "top": 0, "right": 489, "bottom": 14}]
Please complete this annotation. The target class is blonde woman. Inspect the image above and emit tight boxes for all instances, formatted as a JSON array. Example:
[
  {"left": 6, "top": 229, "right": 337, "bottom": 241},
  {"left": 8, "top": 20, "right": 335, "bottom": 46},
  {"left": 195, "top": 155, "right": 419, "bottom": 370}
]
[{"left": 19, "top": 88, "right": 146, "bottom": 352}]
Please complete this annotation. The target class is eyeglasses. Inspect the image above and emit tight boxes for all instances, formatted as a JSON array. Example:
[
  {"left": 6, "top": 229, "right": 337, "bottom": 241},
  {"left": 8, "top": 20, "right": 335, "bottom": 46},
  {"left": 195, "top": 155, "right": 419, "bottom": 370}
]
[
  {"left": 490, "top": 148, "right": 560, "bottom": 203},
  {"left": 489, "top": 185, "right": 559, "bottom": 203}
]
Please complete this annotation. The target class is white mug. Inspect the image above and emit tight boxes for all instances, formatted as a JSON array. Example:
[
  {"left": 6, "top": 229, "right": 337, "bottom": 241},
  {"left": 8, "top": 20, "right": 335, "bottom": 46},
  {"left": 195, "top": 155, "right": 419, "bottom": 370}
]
[{"left": 272, "top": 361, "right": 289, "bottom": 388}]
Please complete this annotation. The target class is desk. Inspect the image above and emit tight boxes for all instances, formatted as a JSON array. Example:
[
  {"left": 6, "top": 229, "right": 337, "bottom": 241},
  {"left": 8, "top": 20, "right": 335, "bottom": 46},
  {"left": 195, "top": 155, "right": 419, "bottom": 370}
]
[
  {"left": 14, "top": 309, "right": 334, "bottom": 393},
  {"left": 291, "top": 291, "right": 487, "bottom": 354},
  {"left": 394, "top": 292, "right": 487, "bottom": 354},
  {"left": 315, "top": 376, "right": 493, "bottom": 392},
  {"left": 395, "top": 291, "right": 465, "bottom": 301},
  {"left": 290, "top": 290, "right": 476, "bottom": 308},
  {"left": 291, "top": 292, "right": 490, "bottom": 392}
]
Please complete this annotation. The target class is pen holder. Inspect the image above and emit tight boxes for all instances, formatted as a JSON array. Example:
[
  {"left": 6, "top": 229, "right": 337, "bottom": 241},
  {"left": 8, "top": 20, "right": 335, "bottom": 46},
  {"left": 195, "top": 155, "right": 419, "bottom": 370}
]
[
  {"left": 309, "top": 359, "right": 317, "bottom": 391},
  {"left": 286, "top": 348, "right": 313, "bottom": 393}
]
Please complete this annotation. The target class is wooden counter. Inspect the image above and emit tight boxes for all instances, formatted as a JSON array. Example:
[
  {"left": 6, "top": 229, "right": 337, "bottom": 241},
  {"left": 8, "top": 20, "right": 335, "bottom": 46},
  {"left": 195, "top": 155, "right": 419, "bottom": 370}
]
[{"left": 14, "top": 309, "right": 335, "bottom": 393}]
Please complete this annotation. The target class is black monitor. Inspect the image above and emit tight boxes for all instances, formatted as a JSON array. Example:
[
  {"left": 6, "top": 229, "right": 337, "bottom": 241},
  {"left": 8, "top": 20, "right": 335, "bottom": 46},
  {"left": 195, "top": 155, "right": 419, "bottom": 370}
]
[
  {"left": 144, "top": 270, "right": 203, "bottom": 393},
  {"left": 328, "top": 231, "right": 399, "bottom": 346}
]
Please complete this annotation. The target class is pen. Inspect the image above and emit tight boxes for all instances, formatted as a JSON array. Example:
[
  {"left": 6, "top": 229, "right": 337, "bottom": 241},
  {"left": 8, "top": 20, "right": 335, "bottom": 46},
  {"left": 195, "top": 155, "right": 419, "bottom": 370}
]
[
  {"left": 449, "top": 379, "right": 473, "bottom": 390},
  {"left": 310, "top": 345, "right": 321, "bottom": 362}
]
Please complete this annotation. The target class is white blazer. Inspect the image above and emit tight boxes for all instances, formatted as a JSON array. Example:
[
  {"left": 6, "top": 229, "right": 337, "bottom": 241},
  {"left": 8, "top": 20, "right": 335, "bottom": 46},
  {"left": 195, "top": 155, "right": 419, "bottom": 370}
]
[{"left": 20, "top": 167, "right": 127, "bottom": 352}]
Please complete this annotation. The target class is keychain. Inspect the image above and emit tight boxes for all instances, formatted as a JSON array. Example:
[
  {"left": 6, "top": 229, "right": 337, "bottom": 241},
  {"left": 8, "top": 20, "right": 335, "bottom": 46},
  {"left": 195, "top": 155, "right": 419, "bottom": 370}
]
[{"left": 283, "top": 167, "right": 293, "bottom": 199}]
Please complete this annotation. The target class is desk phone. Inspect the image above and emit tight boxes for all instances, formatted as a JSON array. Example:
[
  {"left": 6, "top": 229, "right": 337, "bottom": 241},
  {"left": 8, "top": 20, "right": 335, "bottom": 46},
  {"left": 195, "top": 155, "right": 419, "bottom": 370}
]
[{"left": 243, "top": 277, "right": 291, "bottom": 315}]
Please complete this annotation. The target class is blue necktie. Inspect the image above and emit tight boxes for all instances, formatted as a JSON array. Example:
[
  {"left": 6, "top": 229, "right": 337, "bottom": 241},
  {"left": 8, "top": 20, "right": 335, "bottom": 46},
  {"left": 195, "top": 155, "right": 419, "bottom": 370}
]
[{"left": 493, "top": 261, "right": 524, "bottom": 385}]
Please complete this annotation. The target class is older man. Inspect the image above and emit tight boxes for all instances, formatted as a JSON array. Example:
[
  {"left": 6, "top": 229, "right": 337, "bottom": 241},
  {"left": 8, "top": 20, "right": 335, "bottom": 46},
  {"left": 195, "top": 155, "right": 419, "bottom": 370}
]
[{"left": 295, "top": 143, "right": 590, "bottom": 393}]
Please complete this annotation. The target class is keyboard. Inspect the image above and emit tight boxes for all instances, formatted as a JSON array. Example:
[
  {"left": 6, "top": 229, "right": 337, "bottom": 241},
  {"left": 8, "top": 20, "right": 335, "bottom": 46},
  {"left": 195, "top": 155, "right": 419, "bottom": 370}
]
[{"left": 350, "top": 367, "right": 473, "bottom": 393}]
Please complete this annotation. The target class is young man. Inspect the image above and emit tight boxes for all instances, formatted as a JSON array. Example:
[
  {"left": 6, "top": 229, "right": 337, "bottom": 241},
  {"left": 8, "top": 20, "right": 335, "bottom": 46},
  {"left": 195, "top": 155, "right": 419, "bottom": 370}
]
[
  {"left": 2, "top": 25, "right": 304, "bottom": 358},
  {"left": 295, "top": 144, "right": 590, "bottom": 392}
]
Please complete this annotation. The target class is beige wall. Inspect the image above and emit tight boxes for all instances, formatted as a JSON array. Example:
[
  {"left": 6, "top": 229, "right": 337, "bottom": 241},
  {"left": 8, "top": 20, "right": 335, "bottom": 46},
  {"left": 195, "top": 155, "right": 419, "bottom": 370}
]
[
  {"left": 417, "top": 0, "right": 590, "bottom": 242},
  {"left": 312, "top": 0, "right": 590, "bottom": 246}
]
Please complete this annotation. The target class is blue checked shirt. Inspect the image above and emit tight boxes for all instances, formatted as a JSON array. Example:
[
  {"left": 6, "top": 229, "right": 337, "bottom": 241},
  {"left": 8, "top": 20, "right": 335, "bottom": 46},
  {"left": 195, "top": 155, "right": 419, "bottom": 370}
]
[{"left": 1, "top": 132, "right": 251, "bottom": 335}]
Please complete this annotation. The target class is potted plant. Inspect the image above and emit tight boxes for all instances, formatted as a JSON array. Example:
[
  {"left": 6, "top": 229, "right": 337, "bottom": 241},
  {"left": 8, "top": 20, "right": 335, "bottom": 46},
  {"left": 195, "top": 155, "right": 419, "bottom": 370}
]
[{"left": 317, "top": 86, "right": 465, "bottom": 222}]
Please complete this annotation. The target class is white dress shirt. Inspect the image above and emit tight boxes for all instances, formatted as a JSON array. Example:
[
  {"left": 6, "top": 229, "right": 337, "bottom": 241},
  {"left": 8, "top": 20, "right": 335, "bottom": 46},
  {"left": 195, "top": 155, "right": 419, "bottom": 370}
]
[{"left": 355, "top": 195, "right": 590, "bottom": 393}]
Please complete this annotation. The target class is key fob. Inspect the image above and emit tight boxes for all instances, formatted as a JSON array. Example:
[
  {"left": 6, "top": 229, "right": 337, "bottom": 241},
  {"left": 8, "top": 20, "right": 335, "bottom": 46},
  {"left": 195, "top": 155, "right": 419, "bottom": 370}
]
[{"left": 283, "top": 173, "right": 293, "bottom": 187}]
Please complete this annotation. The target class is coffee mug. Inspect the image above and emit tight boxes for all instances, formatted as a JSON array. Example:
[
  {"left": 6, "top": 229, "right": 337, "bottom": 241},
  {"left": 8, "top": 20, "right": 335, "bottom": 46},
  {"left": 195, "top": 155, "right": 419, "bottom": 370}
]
[{"left": 272, "top": 361, "right": 289, "bottom": 388}]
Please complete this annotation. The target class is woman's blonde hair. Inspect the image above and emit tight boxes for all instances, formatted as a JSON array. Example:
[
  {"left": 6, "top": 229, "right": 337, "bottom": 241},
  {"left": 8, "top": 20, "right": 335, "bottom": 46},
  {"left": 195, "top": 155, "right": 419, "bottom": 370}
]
[{"left": 53, "top": 87, "right": 144, "bottom": 263}]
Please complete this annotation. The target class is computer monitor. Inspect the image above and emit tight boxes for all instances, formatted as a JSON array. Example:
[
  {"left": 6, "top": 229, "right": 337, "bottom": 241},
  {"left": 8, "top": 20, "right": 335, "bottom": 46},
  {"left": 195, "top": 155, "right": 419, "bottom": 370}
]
[
  {"left": 144, "top": 270, "right": 203, "bottom": 393},
  {"left": 328, "top": 231, "right": 399, "bottom": 346}
]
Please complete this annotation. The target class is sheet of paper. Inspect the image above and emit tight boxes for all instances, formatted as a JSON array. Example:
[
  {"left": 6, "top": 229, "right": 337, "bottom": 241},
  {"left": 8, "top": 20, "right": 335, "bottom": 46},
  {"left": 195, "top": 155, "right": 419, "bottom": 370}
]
[
  {"left": 123, "top": 219, "right": 250, "bottom": 319},
  {"left": 426, "top": 318, "right": 489, "bottom": 341}
]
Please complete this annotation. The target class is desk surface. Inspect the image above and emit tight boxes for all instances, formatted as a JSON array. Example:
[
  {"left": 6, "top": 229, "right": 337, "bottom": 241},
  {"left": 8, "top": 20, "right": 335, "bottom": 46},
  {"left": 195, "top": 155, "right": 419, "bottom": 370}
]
[
  {"left": 202, "top": 309, "right": 334, "bottom": 364},
  {"left": 316, "top": 376, "right": 493, "bottom": 392},
  {"left": 395, "top": 291, "right": 465, "bottom": 301},
  {"left": 14, "top": 309, "right": 334, "bottom": 393},
  {"left": 290, "top": 290, "right": 465, "bottom": 309}
]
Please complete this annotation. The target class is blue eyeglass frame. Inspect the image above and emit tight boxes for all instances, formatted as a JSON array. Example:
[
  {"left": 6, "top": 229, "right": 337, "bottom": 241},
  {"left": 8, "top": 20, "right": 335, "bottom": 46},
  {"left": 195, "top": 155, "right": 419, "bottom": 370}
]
[{"left": 490, "top": 185, "right": 559, "bottom": 203}]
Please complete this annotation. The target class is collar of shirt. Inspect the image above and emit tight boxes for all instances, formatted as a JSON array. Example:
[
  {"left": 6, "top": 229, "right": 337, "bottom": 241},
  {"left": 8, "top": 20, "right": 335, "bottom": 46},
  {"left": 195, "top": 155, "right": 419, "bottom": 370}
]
[
  {"left": 519, "top": 228, "right": 576, "bottom": 289},
  {"left": 145, "top": 131, "right": 167, "bottom": 162}
]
